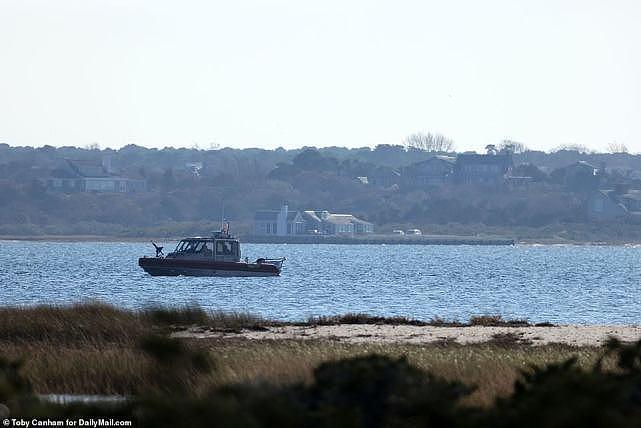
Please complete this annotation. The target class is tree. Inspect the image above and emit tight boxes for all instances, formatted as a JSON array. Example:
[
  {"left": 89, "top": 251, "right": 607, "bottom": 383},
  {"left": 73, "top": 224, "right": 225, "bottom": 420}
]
[
  {"left": 607, "top": 142, "right": 628, "bottom": 154},
  {"left": 403, "top": 133, "right": 454, "bottom": 152},
  {"left": 500, "top": 139, "right": 527, "bottom": 154},
  {"left": 512, "top": 163, "right": 546, "bottom": 182},
  {"left": 553, "top": 144, "right": 592, "bottom": 154}
]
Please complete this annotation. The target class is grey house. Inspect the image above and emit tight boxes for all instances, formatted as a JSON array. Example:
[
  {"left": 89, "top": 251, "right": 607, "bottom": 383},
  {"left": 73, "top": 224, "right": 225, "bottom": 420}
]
[
  {"left": 253, "top": 205, "right": 305, "bottom": 236},
  {"left": 587, "top": 189, "right": 641, "bottom": 221},
  {"left": 45, "top": 157, "right": 146, "bottom": 193},
  {"left": 403, "top": 156, "right": 455, "bottom": 186},
  {"left": 454, "top": 152, "right": 512, "bottom": 185}
]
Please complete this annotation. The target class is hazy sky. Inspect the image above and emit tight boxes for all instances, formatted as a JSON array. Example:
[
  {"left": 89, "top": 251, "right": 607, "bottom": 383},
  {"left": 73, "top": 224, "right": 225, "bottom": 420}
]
[{"left": 1, "top": 0, "right": 640, "bottom": 152}]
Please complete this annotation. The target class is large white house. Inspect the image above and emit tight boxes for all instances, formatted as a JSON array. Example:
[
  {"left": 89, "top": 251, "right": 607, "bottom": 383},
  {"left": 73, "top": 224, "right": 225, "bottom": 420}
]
[{"left": 253, "top": 205, "right": 374, "bottom": 236}]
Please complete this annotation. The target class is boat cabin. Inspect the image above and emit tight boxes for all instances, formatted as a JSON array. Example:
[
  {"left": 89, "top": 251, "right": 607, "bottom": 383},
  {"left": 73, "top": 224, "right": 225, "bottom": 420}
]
[{"left": 168, "top": 233, "right": 241, "bottom": 263}]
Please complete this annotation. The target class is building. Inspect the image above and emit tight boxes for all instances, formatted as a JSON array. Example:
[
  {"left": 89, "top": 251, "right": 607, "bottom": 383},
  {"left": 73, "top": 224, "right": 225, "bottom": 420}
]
[
  {"left": 587, "top": 189, "right": 641, "bottom": 221},
  {"left": 368, "top": 166, "right": 401, "bottom": 188},
  {"left": 454, "top": 152, "right": 512, "bottom": 185},
  {"left": 403, "top": 156, "right": 455, "bottom": 186},
  {"left": 551, "top": 161, "right": 601, "bottom": 192},
  {"left": 45, "top": 157, "right": 146, "bottom": 193},
  {"left": 303, "top": 211, "right": 375, "bottom": 236},
  {"left": 253, "top": 204, "right": 305, "bottom": 236},
  {"left": 254, "top": 205, "right": 374, "bottom": 236}
]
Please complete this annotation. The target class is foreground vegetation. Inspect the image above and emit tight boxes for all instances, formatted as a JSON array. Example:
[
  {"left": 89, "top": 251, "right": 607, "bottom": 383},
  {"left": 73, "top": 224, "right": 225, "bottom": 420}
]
[{"left": 1, "top": 303, "right": 641, "bottom": 426}]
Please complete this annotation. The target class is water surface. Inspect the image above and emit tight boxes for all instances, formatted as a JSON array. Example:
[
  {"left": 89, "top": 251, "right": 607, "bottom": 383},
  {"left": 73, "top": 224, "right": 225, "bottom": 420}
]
[{"left": 1, "top": 241, "right": 639, "bottom": 324}]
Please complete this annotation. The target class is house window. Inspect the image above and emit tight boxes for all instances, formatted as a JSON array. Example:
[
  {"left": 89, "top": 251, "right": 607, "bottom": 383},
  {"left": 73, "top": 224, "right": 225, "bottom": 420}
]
[
  {"left": 593, "top": 198, "right": 604, "bottom": 213},
  {"left": 273, "top": 223, "right": 277, "bottom": 234}
]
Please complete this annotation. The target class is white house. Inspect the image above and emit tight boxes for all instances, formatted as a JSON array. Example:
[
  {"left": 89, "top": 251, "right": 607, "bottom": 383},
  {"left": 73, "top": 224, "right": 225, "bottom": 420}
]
[
  {"left": 254, "top": 205, "right": 374, "bottom": 236},
  {"left": 253, "top": 204, "right": 305, "bottom": 236}
]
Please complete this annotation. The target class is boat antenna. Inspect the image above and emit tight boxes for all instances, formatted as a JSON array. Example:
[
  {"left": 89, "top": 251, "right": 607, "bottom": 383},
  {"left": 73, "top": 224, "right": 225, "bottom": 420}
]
[{"left": 220, "top": 201, "right": 225, "bottom": 231}]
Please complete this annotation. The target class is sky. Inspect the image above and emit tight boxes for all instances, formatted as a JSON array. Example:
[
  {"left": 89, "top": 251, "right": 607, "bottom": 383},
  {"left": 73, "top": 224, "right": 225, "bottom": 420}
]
[{"left": 1, "top": 0, "right": 640, "bottom": 153}]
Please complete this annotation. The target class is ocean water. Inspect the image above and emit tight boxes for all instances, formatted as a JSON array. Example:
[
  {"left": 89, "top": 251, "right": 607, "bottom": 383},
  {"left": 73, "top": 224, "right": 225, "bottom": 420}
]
[{"left": 1, "top": 240, "right": 640, "bottom": 324}]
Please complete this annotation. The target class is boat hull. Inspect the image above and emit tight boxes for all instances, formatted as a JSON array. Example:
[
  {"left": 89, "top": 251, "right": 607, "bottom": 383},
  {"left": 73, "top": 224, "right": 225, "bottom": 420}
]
[{"left": 138, "top": 257, "right": 281, "bottom": 277}]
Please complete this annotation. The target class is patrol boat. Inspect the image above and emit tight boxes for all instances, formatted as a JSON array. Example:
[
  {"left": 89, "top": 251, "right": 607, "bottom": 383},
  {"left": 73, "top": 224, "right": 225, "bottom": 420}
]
[{"left": 138, "top": 226, "right": 285, "bottom": 277}]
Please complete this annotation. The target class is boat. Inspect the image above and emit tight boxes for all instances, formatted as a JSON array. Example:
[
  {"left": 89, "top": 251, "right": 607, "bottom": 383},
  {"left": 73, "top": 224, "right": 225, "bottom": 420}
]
[{"left": 138, "top": 226, "right": 285, "bottom": 277}]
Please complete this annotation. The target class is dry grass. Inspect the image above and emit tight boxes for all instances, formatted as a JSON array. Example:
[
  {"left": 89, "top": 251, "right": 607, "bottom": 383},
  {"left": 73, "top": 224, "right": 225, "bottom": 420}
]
[
  {"left": 204, "top": 338, "right": 600, "bottom": 407},
  {"left": 469, "top": 315, "right": 530, "bottom": 327},
  {"left": 142, "top": 305, "right": 275, "bottom": 332},
  {"left": 306, "top": 313, "right": 429, "bottom": 326},
  {"left": 0, "top": 302, "right": 149, "bottom": 345},
  {"left": 306, "top": 313, "right": 548, "bottom": 327},
  {"left": 0, "top": 303, "right": 585, "bottom": 406}
]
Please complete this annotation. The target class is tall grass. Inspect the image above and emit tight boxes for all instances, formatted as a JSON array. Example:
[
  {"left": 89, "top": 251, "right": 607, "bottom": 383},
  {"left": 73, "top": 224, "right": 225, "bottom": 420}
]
[
  {"left": 0, "top": 302, "right": 148, "bottom": 344},
  {"left": 0, "top": 302, "right": 579, "bottom": 406},
  {"left": 143, "top": 305, "right": 275, "bottom": 331}
]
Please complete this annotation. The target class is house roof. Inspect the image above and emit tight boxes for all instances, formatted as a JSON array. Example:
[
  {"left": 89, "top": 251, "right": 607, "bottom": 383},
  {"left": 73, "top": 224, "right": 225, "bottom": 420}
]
[
  {"left": 412, "top": 156, "right": 456, "bottom": 167},
  {"left": 302, "top": 211, "right": 322, "bottom": 223},
  {"left": 324, "top": 214, "right": 373, "bottom": 225},
  {"left": 562, "top": 161, "right": 599, "bottom": 174},
  {"left": 323, "top": 214, "right": 356, "bottom": 225},
  {"left": 258, "top": 209, "right": 372, "bottom": 226},
  {"left": 254, "top": 210, "right": 301, "bottom": 221},
  {"left": 287, "top": 212, "right": 302, "bottom": 221},
  {"left": 254, "top": 210, "right": 279, "bottom": 221},
  {"left": 621, "top": 190, "right": 641, "bottom": 202},
  {"left": 456, "top": 153, "right": 511, "bottom": 165},
  {"left": 404, "top": 156, "right": 455, "bottom": 177},
  {"left": 66, "top": 159, "right": 111, "bottom": 178}
]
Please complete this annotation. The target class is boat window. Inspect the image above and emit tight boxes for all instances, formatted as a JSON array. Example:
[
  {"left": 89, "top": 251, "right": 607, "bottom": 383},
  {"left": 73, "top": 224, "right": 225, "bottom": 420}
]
[
  {"left": 176, "top": 240, "right": 199, "bottom": 253},
  {"left": 199, "top": 241, "right": 213, "bottom": 254},
  {"left": 216, "top": 240, "right": 235, "bottom": 256},
  {"left": 175, "top": 240, "right": 188, "bottom": 252}
]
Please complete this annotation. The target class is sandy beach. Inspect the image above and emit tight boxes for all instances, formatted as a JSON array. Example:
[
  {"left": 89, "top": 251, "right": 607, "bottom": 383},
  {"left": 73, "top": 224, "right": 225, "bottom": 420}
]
[{"left": 173, "top": 324, "right": 641, "bottom": 347}]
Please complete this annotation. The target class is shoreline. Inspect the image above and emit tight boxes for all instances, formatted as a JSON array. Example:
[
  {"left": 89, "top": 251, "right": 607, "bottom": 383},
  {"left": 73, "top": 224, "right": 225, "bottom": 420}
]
[
  {"left": 1, "top": 234, "right": 640, "bottom": 246},
  {"left": 173, "top": 324, "right": 641, "bottom": 347}
]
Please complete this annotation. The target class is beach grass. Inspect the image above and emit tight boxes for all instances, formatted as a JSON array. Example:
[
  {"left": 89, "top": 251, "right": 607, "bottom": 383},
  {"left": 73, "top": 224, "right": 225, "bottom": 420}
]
[{"left": 0, "top": 303, "right": 603, "bottom": 406}]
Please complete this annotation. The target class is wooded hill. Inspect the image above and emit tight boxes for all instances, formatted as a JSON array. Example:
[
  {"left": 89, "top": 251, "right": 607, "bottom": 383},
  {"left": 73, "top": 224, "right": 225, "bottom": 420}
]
[{"left": 2, "top": 142, "right": 641, "bottom": 240}]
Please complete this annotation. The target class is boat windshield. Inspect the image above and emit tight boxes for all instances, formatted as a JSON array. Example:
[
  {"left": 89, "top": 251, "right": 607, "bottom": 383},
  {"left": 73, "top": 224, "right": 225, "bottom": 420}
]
[{"left": 174, "top": 240, "right": 212, "bottom": 254}]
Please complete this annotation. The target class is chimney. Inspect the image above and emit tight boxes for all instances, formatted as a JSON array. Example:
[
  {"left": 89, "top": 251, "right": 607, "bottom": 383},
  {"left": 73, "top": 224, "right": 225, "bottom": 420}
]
[
  {"left": 102, "top": 156, "right": 113, "bottom": 174},
  {"left": 277, "top": 203, "right": 288, "bottom": 236}
]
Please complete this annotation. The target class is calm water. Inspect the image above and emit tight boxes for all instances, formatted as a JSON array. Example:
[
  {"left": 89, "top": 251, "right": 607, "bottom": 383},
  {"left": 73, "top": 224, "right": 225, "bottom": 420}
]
[{"left": 1, "top": 240, "right": 640, "bottom": 324}]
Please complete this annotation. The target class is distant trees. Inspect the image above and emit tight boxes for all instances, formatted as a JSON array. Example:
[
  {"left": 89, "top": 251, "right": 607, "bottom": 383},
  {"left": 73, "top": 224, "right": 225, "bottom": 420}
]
[
  {"left": 553, "top": 144, "right": 593, "bottom": 154},
  {"left": 485, "top": 144, "right": 497, "bottom": 155},
  {"left": 608, "top": 142, "right": 629, "bottom": 154},
  {"left": 512, "top": 163, "right": 546, "bottom": 182},
  {"left": 7, "top": 142, "right": 641, "bottom": 236},
  {"left": 403, "top": 133, "right": 454, "bottom": 152},
  {"left": 500, "top": 140, "right": 528, "bottom": 154}
]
